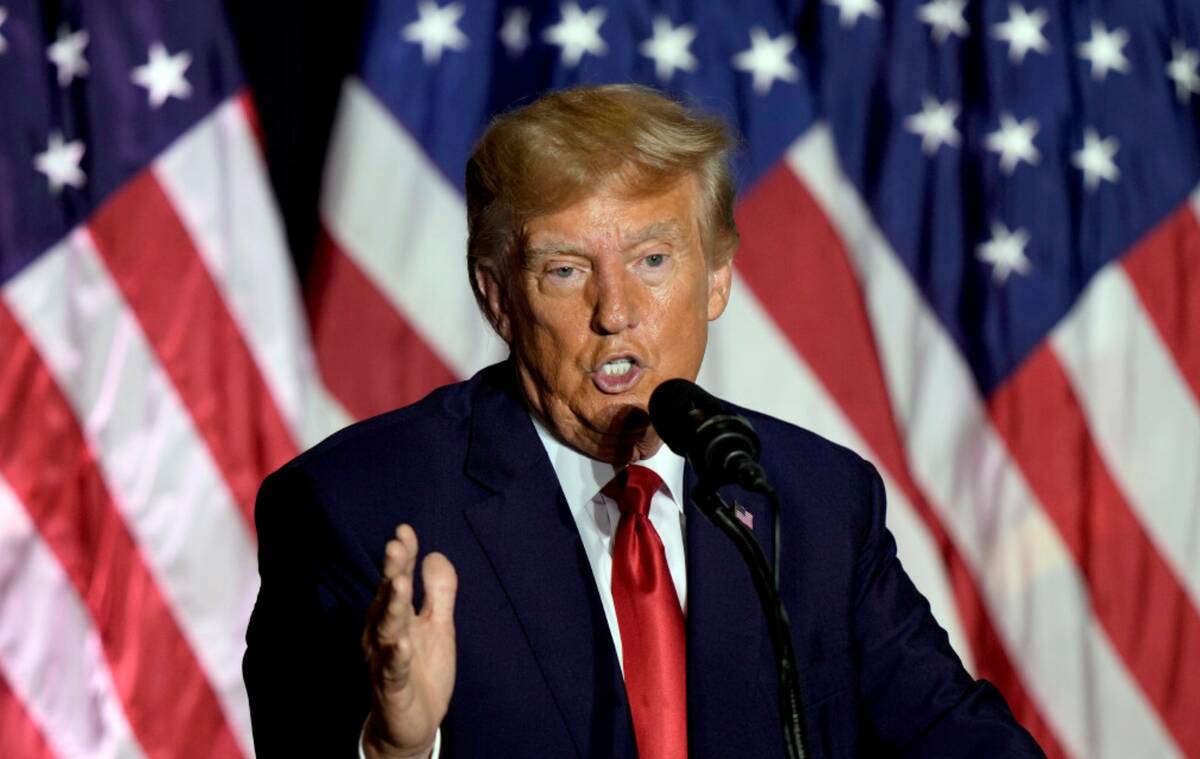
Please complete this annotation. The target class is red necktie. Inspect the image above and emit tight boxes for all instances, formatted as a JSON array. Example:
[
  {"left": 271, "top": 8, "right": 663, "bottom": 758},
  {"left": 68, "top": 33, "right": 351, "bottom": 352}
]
[{"left": 604, "top": 465, "right": 687, "bottom": 759}]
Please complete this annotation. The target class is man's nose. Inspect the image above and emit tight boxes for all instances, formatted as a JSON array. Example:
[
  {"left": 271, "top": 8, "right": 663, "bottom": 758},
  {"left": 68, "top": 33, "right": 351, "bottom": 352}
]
[{"left": 591, "top": 265, "right": 639, "bottom": 335}]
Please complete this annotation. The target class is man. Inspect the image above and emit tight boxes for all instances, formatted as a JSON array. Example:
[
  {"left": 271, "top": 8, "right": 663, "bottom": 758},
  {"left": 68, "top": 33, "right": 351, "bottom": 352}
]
[{"left": 244, "top": 84, "right": 1043, "bottom": 758}]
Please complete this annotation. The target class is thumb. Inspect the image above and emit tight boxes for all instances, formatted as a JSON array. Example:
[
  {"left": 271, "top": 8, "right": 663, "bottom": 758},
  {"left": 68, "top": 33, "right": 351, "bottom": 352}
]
[{"left": 419, "top": 552, "right": 458, "bottom": 624}]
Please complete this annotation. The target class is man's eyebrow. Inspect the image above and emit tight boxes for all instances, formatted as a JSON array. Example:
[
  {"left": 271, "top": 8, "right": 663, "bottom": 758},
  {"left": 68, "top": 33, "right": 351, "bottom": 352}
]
[
  {"left": 625, "top": 220, "right": 685, "bottom": 247},
  {"left": 523, "top": 219, "right": 687, "bottom": 262},
  {"left": 523, "top": 241, "right": 583, "bottom": 262}
]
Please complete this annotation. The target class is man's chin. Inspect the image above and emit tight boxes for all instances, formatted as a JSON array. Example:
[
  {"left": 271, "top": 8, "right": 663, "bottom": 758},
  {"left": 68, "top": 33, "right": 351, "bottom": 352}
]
[{"left": 586, "top": 405, "right": 661, "bottom": 464}]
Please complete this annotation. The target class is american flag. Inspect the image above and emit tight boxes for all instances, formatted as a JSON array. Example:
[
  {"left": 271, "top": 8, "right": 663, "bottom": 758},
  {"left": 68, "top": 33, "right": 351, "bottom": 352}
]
[
  {"left": 0, "top": 1, "right": 345, "bottom": 756},
  {"left": 1, "top": 0, "right": 1198, "bottom": 758},
  {"left": 310, "top": 1, "right": 1200, "bottom": 758}
]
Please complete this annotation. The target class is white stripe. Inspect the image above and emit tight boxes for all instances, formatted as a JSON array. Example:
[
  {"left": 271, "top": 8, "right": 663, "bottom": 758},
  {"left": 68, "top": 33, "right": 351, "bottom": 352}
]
[
  {"left": 1051, "top": 264, "right": 1200, "bottom": 608},
  {"left": 2, "top": 231, "right": 257, "bottom": 757},
  {"left": 320, "top": 78, "right": 506, "bottom": 378},
  {"left": 787, "top": 124, "right": 1180, "bottom": 759},
  {"left": 155, "top": 95, "right": 350, "bottom": 448},
  {"left": 700, "top": 273, "right": 975, "bottom": 672},
  {"left": 0, "top": 474, "right": 145, "bottom": 759}
]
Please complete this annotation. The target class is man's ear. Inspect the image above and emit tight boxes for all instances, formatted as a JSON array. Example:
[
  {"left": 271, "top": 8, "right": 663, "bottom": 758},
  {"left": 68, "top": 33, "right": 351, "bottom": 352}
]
[
  {"left": 474, "top": 263, "right": 513, "bottom": 342},
  {"left": 706, "top": 257, "right": 733, "bottom": 322}
]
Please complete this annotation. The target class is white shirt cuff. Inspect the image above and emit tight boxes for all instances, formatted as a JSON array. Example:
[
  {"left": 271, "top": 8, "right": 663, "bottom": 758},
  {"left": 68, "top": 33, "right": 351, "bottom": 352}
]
[{"left": 359, "top": 725, "right": 442, "bottom": 759}]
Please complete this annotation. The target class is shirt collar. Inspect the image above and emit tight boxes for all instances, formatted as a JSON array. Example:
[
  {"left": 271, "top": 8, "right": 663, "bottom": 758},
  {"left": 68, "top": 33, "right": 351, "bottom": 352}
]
[{"left": 529, "top": 412, "right": 686, "bottom": 516}]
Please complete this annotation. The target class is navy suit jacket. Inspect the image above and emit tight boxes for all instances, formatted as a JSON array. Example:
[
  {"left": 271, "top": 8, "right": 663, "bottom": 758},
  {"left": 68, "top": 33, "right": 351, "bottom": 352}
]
[{"left": 244, "top": 361, "right": 1043, "bottom": 757}]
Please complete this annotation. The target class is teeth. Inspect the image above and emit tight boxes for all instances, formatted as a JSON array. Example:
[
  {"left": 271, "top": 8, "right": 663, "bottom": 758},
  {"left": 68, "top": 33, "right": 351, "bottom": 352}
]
[{"left": 602, "top": 359, "right": 633, "bottom": 376}]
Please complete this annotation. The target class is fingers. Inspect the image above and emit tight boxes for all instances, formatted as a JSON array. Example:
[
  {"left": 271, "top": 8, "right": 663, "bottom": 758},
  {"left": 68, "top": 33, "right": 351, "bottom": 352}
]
[
  {"left": 364, "top": 534, "right": 453, "bottom": 759},
  {"left": 372, "top": 524, "right": 458, "bottom": 643},
  {"left": 419, "top": 552, "right": 458, "bottom": 625},
  {"left": 376, "top": 525, "right": 418, "bottom": 645},
  {"left": 376, "top": 572, "right": 412, "bottom": 646},
  {"left": 383, "top": 524, "right": 418, "bottom": 583}
]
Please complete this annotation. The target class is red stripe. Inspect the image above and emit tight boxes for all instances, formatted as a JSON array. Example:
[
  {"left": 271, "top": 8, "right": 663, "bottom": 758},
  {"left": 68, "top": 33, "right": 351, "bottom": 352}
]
[
  {"left": 0, "top": 303, "right": 243, "bottom": 759},
  {"left": 990, "top": 344, "right": 1200, "bottom": 755},
  {"left": 0, "top": 671, "right": 56, "bottom": 759},
  {"left": 87, "top": 171, "right": 299, "bottom": 528},
  {"left": 1121, "top": 201, "right": 1200, "bottom": 403},
  {"left": 306, "top": 226, "right": 457, "bottom": 420},
  {"left": 235, "top": 90, "right": 266, "bottom": 151},
  {"left": 735, "top": 162, "right": 1067, "bottom": 758}
]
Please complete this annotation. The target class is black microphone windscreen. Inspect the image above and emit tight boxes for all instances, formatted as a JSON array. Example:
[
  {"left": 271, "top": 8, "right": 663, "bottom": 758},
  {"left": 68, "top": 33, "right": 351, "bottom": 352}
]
[{"left": 649, "top": 378, "right": 721, "bottom": 456}]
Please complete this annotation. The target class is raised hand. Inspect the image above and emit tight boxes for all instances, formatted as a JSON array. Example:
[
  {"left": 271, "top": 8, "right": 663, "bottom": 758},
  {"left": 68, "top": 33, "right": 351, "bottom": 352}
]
[{"left": 361, "top": 524, "right": 458, "bottom": 759}]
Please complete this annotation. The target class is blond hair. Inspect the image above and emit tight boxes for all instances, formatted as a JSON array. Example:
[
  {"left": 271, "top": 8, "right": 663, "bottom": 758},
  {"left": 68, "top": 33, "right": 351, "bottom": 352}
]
[{"left": 465, "top": 84, "right": 739, "bottom": 326}]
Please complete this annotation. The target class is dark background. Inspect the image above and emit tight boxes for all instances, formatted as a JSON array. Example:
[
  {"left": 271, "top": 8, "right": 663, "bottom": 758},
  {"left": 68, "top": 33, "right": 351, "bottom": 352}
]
[{"left": 227, "top": 2, "right": 369, "bottom": 282}]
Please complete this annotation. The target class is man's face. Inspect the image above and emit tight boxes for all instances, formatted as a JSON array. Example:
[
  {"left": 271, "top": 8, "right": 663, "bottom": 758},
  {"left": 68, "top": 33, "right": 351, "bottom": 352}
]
[{"left": 478, "top": 175, "right": 733, "bottom": 463}]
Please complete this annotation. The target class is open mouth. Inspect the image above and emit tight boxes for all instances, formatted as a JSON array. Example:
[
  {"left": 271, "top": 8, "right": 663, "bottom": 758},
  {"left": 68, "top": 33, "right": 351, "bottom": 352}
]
[{"left": 592, "top": 356, "right": 644, "bottom": 393}]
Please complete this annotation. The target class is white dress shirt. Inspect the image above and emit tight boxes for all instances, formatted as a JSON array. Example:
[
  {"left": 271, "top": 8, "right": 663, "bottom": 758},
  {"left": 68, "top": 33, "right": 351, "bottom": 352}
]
[
  {"left": 363, "top": 414, "right": 688, "bottom": 757},
  {"left": 530, "top": 414, "right": 689, "bottom": 668}
]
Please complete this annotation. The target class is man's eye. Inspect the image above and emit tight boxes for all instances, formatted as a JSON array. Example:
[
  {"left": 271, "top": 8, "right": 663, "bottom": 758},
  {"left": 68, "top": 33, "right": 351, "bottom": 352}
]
[
  {"left": 550, "top": 266, "right": 576, "bottom": 278},
  {"left": 644, "top": 253, "right": 666, "bottom": 267}
]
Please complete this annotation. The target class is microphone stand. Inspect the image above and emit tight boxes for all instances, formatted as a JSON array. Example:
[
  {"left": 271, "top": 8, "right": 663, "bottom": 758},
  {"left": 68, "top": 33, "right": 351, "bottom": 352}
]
[{"left": 691, "top": 480, "right": 809, "bottom": 759}]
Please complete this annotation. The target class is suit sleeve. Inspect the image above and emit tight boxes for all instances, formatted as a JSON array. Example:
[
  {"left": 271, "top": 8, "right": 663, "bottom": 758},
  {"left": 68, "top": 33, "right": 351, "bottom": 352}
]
[
  {"left": 850, "top": 460, "right": 1045, "bottom": 758},
  {"left": 243, "top": 466, "right": 377, "bottom": 757}
]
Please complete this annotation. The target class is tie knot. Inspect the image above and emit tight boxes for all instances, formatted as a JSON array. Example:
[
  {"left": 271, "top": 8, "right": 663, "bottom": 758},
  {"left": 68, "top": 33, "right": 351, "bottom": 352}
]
[{"left": 602, "top": 465, "right": 663, "bottom": 517}]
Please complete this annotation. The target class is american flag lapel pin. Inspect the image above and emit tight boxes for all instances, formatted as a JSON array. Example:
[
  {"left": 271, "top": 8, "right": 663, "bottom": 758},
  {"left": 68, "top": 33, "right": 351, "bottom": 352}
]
[{"left": 733, "top": 500, "right": 754, "bottom": 530}]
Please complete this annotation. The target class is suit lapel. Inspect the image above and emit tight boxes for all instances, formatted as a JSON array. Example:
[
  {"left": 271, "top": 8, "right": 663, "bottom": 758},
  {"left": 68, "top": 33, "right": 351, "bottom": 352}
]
[
  {"left": 684, "top": 465, "right": 787, "bottom": 757},
  {"left": 462, "top": 365, "right": 636, "bottom": 758}
]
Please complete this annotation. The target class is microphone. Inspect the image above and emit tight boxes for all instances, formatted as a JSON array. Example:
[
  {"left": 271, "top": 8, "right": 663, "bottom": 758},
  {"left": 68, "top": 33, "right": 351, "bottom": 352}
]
[
  {"left": 651, "top": 380, "right": 806, "bottom": 758},
  {"left": 649, "top": 379, "right": 770, "bottom": 492}
]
